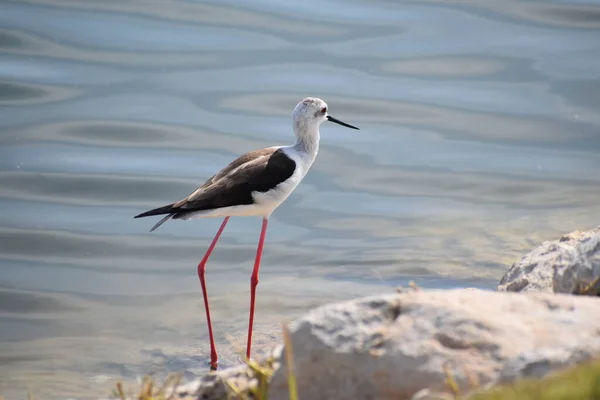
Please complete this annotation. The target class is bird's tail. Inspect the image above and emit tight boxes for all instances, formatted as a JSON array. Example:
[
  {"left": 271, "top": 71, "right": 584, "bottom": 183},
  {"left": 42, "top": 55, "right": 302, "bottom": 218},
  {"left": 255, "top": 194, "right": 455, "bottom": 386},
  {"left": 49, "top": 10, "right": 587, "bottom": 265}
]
[
  {"left": 149, "top": 213, "right": 174, "bottom": 232},
  {"left": 134, "top": 204, "right": 176, "bottom": 232},
  {"left": 134, "top": 204, "right": 175, "bottom": 219}
]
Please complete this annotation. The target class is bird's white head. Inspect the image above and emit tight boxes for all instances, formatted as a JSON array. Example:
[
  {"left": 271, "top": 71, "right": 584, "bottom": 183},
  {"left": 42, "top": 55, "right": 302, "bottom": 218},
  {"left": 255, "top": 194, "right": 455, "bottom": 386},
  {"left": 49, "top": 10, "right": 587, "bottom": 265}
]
[{"left": 292, "top": 97, "right": 359, "bottom": 150}]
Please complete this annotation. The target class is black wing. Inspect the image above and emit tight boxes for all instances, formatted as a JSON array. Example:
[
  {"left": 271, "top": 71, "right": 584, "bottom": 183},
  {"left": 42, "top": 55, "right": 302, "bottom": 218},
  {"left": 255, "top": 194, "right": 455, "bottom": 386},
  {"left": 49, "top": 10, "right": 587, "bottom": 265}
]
[{"left": 134, "top": 147, "right": 296, "bottom": 222}]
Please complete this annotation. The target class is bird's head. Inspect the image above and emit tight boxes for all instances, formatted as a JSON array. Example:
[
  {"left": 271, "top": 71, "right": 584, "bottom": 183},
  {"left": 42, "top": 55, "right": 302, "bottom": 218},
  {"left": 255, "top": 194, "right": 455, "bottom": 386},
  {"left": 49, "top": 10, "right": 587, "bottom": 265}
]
[{"left": 292, "top": 97, "right": 359, "bottom": 139}]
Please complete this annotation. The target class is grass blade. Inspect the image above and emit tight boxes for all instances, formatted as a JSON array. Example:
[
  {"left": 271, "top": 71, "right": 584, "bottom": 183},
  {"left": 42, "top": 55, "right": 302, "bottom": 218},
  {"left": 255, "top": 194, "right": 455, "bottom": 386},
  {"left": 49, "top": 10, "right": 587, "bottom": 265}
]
[{"left": 282, "top": 323, "right": 298, "bottom": 400}]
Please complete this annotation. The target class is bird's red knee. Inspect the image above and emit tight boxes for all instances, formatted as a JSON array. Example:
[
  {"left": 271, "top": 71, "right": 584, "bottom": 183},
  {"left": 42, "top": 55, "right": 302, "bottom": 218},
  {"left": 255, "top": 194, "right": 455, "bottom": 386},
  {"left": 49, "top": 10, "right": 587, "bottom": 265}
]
[
  {"left": 197, "top": 262, "right": 207, "bottom": 280},
  {"left": 250, "top": 274, "right": 259, "bottom": 288}
]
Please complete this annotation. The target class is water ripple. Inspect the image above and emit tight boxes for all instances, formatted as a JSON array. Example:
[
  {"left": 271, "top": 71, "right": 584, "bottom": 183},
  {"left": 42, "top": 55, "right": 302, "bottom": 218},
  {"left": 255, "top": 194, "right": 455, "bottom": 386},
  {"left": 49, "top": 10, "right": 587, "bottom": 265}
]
[
  {"left": 1, "top": 1, "right": 290, "bottom": 52},
  {"left": 2, "top": 0, "right": 600, "bottom": 398},
  {"left": 0, "top": 80, "right": 81, "bottom": 105}
]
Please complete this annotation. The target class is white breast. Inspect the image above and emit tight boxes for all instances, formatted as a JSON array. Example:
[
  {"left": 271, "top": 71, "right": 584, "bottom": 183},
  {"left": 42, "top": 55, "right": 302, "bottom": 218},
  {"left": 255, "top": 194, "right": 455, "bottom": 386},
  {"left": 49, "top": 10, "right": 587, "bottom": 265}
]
[{"left": 251, "top": 145, "right": 316, "bottom": 217}]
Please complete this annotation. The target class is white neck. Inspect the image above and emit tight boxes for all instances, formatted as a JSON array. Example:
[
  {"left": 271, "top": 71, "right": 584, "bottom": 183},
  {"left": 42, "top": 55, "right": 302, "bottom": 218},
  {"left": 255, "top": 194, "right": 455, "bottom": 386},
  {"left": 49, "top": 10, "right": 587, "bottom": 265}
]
[{"left": 292, "top": 122, "right": 320, "bottom": 158}]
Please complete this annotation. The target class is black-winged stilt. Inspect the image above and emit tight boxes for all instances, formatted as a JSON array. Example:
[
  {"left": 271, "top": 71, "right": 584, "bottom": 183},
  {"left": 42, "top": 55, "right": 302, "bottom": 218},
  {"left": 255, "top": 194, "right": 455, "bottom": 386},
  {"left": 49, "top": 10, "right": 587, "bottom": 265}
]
[{"left": 134, "top": 97, "right": 359, "bottom": 370}]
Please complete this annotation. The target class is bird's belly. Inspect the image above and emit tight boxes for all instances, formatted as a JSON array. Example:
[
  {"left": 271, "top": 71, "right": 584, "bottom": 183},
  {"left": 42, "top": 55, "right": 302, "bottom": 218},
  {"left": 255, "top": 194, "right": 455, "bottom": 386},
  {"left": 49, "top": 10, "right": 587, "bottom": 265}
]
[
  {"left": 181, "top": 203, "right": 270, "bottom": 219},
  {"left": 180, "top": 179, "right": 302, "bottom": 220},
  {"left": 252, "top": 179, "right": 300, "bottom": 212}
]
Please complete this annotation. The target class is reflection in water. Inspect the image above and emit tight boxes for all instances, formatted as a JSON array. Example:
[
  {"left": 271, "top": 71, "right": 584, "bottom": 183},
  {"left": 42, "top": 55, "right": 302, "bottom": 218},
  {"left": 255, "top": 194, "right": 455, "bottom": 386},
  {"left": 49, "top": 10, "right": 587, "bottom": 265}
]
[
  {"left": 0, "top": 81, "right": 80, "bottom": 105},
  {"left": 1, "top": 0, "right": 600, "bottom": 399},
  {"left": 379, "top": 57, "right": 508, "bottom": 77}
]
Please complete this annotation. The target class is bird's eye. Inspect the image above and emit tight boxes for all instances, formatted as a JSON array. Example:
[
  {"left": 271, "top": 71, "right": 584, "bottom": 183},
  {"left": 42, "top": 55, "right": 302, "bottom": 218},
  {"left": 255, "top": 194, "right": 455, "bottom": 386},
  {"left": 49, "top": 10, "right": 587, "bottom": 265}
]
[{"left": 321, "top": 107, "right": 327, "bottom": 114}]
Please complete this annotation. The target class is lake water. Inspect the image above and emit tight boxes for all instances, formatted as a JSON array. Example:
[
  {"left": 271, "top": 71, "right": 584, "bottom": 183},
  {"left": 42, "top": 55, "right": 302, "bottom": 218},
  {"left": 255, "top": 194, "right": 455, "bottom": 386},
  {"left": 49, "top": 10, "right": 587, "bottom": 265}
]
[{"left": 1, "top": 0, "right": 600, "bottom": 398}]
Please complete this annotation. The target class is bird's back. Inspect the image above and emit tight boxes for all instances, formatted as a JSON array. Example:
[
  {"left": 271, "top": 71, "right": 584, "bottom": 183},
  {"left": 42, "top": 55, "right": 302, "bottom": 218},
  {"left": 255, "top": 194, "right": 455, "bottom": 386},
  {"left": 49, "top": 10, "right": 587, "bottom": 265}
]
[{"left": 134, "top": 146, "right": 301, "bottom": 227}]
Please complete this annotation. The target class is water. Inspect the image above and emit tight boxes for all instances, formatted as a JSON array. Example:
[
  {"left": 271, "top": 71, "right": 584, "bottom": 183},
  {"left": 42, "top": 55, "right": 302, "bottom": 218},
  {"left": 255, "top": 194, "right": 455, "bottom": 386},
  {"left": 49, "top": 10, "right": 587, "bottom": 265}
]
[{"left": 1, "top": 0, "right": 600, "bottom": 398}]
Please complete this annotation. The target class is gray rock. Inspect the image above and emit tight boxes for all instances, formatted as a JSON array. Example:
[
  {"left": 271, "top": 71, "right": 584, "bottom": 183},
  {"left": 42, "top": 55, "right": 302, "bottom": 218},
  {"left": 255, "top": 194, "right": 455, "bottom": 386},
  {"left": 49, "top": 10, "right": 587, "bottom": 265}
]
[
  {"left": 266, "top": 289, "right": 600, "bottom": 399},
  {"left": 176, "top": 288, "right": 600, "bottom": 400},
  {"left": 498, "top": 226, "right": 600, "bottom": 295},
  {"left": 173, "top": 362, "right": 267, "bottom": 400}
]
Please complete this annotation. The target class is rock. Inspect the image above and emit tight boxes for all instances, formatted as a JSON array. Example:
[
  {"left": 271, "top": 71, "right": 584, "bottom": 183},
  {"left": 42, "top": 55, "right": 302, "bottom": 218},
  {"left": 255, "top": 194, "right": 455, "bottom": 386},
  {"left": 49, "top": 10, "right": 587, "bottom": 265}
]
[
  {"left": 175, "top": 289, "right": 600, "bottom": 400},
  {"left": 498, "top": 226, "right": 600, "bottom": 295},
  {"left": 265, "top": 289, "right": 600, "bottom": 399},
  {"left": 174, "top": 363, "right": 265, "bottom": 400},
  {"left": 410, "top": 389, "right": 456, "bottom": 400}
]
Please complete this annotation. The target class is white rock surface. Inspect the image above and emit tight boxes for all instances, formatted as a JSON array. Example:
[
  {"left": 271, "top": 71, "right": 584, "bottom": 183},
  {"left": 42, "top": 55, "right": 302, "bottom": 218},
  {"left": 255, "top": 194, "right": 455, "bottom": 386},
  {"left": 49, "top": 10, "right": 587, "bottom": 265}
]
[
  {"left": 498, "top": 226, "right": 600, "bottom": 295},
  {"left": 179, "top": 288, "right": 600, "bottom": 400}
]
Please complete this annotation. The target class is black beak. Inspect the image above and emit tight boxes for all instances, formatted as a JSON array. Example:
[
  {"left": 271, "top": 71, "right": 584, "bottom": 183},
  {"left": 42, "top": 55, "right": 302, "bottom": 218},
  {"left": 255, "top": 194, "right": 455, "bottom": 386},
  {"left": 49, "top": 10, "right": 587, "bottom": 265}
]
[{"left": 327, "top": 115, "right": 360, "bottom": 130}]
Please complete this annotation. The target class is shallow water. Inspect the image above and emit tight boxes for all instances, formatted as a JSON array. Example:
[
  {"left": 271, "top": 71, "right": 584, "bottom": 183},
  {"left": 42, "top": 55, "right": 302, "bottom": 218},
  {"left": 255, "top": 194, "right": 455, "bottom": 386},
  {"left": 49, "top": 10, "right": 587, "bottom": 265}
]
[{"left": 1, "top": 0, "right": 600, "bottom": 398}]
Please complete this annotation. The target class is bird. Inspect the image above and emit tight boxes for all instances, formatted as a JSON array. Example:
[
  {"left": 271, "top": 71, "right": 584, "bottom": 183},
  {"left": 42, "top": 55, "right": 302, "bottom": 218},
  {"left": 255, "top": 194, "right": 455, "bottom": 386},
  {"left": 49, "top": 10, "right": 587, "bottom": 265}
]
[{"left": 134, "top": 97, "right": 359, "bottom": 370}]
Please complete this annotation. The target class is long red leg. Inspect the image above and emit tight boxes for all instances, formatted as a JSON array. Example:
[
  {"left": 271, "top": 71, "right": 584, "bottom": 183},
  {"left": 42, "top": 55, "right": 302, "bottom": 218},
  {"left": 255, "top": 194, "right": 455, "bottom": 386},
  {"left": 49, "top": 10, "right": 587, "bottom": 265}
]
[
  {"left": 197, "top": 216, "right": 230, "bottom": 371},
  {"left": 246, "top": 217, "right": 269, "bottom": 360}
]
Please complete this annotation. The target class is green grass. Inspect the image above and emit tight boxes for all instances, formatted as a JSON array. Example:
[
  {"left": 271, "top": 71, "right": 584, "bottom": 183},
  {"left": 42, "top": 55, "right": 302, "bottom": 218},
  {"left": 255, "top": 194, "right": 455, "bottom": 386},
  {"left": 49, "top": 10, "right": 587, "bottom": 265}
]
[
  {"left": 282, "top": 323, "right": 298, "bottom": 400},
  {"left": 467, "top": 359, "right": 600, "bottom": 400},
  {"left": 111, "top": 374, "right": 182, "bottom": 400}
]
